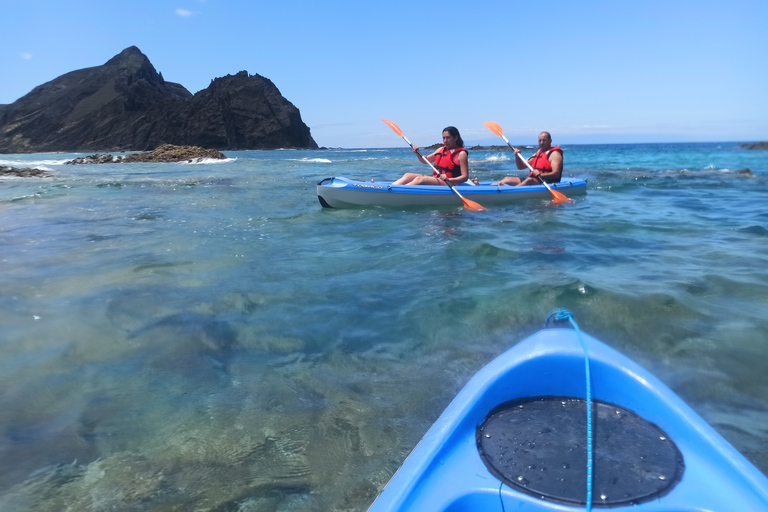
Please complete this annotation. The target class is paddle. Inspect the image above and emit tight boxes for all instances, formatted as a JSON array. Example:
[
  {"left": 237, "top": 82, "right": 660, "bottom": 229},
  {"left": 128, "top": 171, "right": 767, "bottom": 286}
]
[
  {"left": 483, "top": 121, "right": 572, "bottom": 204},
  {"left": 382, "top": 119, "right": 487, "bottom": 211}
]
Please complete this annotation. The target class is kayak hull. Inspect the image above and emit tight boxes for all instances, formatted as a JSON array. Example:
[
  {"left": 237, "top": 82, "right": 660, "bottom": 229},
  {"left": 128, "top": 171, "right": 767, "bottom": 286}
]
[
  {"left": 367, "top": 328, "right": 768, "bottom": 511},
  {"left": 317, "top": 177, "right": 587, "bottom": 208}
]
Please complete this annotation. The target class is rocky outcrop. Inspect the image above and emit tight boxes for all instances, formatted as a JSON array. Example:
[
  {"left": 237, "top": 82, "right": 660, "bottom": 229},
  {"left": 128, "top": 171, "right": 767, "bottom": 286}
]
[
  {"left": 0, "top": 47, "right": 318, "bottom": 153},
  {"left": 741, "top": 142, "right": 768, "bottom": 150},
  {"left": 0, "top": 166, "right": 51, "bottom": 178},
  {"left": 65, "top": 144, "right": 226, "bottom": 164}
]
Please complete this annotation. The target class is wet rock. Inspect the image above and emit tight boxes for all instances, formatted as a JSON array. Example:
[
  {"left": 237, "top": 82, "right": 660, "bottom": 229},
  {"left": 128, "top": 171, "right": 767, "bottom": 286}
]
[
  {"left": 65, "top": 144, "right": 226, "bottom": 165},
  {"left": 0, "top": 165, "right": 52, "bottom": 177},
  {"left": 63, "top": 154, "right": 121, "bottom": 165},
  {"left": 122, "top": 144, "right": 226, "bottom": 163},
  {"left": 734, "top": 168, "right": 753, "bottom": 175}
]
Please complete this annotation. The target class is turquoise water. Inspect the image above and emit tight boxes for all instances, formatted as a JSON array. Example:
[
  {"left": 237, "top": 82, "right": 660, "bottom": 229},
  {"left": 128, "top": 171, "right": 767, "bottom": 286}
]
[{"left": 1, "top": 143, "right": 767, "bottom": 511}]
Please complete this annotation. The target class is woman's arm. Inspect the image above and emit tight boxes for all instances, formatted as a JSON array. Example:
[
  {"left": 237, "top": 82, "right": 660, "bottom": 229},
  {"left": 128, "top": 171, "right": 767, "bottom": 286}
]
[{"left": 413, "top": 145, "right": 440, "bottom": 165}]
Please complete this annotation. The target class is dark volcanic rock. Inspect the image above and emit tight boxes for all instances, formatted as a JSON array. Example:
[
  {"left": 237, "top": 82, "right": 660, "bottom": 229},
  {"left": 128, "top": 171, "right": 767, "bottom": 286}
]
[
  {"left": 122, "top": 144, "right": 226, "bottom": 163},
  {"left": 0, "top": 165, "right": 51, "bottom": 178},
  {"left": 65, "top": 154, "right": 121, "bottom": 165},
  {"left": 741, "top": 142, "right": 768, "bottom": 150},
  {"left": 0, "top": 47, "right": 318, "bottom": 153},
  {"left": 65, "top": 144, "right": 226, "bottom": 164}
]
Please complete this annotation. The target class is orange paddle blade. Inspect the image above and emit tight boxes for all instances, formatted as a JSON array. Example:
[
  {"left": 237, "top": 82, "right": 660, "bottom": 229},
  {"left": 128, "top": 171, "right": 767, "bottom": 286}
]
[
  {"left": 548, "top": 188, "right": 574, "bottom": 204},
  {"left": 483, "top": 121, "right": 504, "bottom": 138},
  {"left": 462, "top": 197, "right": 488, "bottom": 211},
  {"left": 381, "top": 119, "right": 404, "bottom": 137}
]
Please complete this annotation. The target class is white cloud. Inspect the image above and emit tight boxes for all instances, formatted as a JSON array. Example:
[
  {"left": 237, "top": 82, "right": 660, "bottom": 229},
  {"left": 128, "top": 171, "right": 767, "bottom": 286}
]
[
  {"left": 20, "top": 52, "right": 33, "bottom": 60},
  {"left": 175, "top": 8, "right": 192, "bottom": 16}
]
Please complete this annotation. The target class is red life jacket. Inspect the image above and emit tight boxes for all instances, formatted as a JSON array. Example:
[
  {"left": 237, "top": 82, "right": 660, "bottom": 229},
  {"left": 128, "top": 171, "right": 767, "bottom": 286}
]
[
  {"left": 528, "top": 146, "right": 562, "bottom": 181},
  {"left": 434, "top": 146, "right": 467, "bottom": 178}
]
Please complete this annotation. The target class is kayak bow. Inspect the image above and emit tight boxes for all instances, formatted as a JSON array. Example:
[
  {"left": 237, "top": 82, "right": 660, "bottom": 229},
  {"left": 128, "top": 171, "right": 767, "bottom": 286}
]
[{"left": 367, "top": 326, "right": 768, "bottom": 511}]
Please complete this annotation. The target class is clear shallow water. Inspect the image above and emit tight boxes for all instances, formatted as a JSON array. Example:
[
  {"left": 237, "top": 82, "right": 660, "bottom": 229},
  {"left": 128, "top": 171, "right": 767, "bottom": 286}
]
[{"left": 0, "top": 143, "right": 767, "bottom": 511}]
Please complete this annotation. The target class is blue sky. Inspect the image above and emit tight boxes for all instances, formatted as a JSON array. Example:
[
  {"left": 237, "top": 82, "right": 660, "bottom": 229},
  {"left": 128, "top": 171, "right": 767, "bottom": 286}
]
[{"left": 2, "top": 0, "right": 766, "bottom": 148}]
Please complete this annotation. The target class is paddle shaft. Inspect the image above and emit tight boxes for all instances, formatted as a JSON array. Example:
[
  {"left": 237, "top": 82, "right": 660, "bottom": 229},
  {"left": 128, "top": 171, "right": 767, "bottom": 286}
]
[
  {"left": 401, "top": 137, "right": 472, "bottom": 201},
  {"left": 499, "top": 137, "right": 559, "bottom": 194},
  {"left": 382, "top": 119, "right": 486, "bottom": 210}
]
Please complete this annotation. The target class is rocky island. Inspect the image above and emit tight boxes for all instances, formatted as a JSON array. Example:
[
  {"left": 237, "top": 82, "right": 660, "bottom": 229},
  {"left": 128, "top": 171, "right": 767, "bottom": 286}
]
[
  {"left": 65, "top": 144, "right": 227, "bottom": 165},
  {"left": 0, "top": 46, "right": 317, "bottom": 153}
]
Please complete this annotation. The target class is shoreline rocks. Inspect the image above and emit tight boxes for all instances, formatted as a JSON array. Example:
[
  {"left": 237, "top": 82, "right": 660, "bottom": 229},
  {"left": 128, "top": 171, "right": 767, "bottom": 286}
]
[
  {"left": 65, "top": 144, "right": 227, "bottom": 165},
  {"left": 0, "top": 166, "right": 52, "bottom": 178}
]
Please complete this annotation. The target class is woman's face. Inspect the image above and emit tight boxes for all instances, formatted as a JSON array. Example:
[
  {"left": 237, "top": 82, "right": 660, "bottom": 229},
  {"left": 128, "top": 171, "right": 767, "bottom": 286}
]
[{"left": 442, "top": 131, "right": 457, "bottom": 149}]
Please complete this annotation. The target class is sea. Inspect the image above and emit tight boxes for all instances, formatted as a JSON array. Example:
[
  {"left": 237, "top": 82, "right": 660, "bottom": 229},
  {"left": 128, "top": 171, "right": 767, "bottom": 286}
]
[{"left": 1, "top": 142, "right": 767, "bottom": 511}]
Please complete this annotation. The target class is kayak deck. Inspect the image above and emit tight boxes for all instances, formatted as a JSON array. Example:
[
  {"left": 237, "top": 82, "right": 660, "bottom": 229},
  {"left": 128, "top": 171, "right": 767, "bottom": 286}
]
[
  {"left": 317, "top": 177, "right": 587, "bottom": 208},
  {"left": 367, "top": 328, "right": 768, "bottom": 511}
]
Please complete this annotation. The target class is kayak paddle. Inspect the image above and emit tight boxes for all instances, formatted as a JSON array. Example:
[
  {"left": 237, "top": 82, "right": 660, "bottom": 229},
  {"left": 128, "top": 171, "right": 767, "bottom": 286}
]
[
  {"left": 483, "top": 121, "right": 572, "bottom": 204},
  {"left": 382, "top": 119, "right": 487, "bottom": 211}
]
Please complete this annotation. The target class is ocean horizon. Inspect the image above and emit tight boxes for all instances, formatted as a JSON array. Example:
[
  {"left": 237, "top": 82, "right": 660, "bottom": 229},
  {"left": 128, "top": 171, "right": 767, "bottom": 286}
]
[{"left": 1, "top": 141, "right": 767, "bottom": 511}]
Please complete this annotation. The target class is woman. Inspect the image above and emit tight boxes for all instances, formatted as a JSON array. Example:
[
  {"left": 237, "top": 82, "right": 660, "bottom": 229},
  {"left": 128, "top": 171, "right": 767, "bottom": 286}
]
[{"left": 392, "top": 126, "right": 469, "bottom": 186}]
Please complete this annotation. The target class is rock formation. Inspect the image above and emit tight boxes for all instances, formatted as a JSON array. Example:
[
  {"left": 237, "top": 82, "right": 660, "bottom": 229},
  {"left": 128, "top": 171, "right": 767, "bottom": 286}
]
[
  {"left": 0, "top": 47, "right": 318, "bottom": 153},
  {"left": 0, "top": 166, "right": 52, "bottom": 178},
  {"left": 64, "top": 144, "right": 226, "bottom": 164},
  {"left": 740, "top": 142, "right": 768, "bottom": 150}
]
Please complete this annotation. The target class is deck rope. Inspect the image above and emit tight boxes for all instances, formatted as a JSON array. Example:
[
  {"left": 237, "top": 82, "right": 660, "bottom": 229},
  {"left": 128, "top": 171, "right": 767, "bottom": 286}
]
[{"left": 546, "top": 309, "right": 593, "bottom": 511}]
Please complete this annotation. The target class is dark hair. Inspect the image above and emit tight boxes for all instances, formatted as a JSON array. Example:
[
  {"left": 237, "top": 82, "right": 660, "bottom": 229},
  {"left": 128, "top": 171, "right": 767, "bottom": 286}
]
[{"left": 443, "top": 126, "right": 464, "bottom": 147}]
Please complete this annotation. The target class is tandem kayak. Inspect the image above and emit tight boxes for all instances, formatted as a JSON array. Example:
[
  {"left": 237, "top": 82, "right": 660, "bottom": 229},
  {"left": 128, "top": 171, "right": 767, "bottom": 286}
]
[
  {"left": 317, "top": 177, "right": 587, "bottom": 208},
  {"left": 367, "top": 315, "right": 768, "bottom": 511}
]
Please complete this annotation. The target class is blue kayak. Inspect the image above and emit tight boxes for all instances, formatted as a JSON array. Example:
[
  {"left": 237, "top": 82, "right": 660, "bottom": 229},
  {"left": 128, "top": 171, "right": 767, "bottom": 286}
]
[
  {"left": 367, "top": 325, "right": 768, "bottom": 511},
  {"left": 317, "top": 177, "right": 587, "bottom": 208}
]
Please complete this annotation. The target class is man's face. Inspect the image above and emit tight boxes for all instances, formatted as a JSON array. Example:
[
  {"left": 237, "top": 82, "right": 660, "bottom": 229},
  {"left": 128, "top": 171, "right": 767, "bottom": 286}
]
[{"left": 538, "top": 133, "right": 552, "bottom": 150}]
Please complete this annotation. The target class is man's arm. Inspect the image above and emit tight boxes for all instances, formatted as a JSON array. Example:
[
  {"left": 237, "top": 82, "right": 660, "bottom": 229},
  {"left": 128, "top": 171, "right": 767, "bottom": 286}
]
[{"left": 545, "top": 151, "right": 563, "bottom": 181}]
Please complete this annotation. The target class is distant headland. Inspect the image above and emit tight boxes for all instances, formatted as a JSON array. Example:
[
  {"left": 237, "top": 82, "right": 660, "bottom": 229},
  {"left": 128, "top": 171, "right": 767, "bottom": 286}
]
[
  {"left": 741, "top": 142, "right": 768, "bottom": 150},
  {"left": 0, "top": 46, "right": 318, "bottom": 153}
]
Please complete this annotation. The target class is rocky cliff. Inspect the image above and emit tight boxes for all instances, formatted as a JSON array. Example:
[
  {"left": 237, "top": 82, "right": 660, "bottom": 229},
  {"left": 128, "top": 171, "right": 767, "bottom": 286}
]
[{"left": 0, "top": 47, "right": 318, "bottom": 153}]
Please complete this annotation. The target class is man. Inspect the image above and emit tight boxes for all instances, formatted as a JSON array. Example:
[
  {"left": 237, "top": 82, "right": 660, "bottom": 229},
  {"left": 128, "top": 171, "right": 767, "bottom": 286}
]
[{"left": 493, "top": 131, "right": 563, "bottom": 186}]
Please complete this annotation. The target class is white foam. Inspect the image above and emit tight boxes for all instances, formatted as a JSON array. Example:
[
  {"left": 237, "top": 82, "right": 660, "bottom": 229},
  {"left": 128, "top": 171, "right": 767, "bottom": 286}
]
[
  {"left": 290, "top": 158, "right": 333, "bottom": 164},
  {"left": 0, "top": 158, "right": 70, "bottom": 167},
  {"left": 471, "top": 154, "right": 511, "bottom": 163},
  {"left": 180, "top": 157, "right": 238, "bottom": 165}
]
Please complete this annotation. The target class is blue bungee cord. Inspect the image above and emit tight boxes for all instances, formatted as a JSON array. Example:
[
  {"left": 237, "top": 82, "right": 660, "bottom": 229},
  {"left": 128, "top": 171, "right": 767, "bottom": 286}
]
[{"left": 547, "top": 309, "right": 593, "bottom": 511}]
